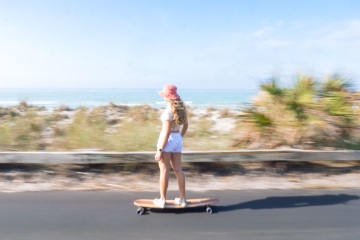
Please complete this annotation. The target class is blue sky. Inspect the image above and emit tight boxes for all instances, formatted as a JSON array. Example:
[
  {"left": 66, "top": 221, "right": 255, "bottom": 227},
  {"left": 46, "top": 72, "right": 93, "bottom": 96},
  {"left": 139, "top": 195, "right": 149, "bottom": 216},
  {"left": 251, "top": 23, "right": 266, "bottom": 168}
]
[{"left": 1, "top": 0, "right": 360, "bottom": 89}]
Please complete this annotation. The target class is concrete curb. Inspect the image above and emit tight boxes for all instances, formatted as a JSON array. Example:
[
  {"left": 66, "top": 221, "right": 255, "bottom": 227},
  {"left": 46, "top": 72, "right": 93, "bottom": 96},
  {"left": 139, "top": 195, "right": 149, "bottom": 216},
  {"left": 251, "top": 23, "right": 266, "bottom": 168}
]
[{"left": 0, "top": 150, "right": 360, "bottom": 164}]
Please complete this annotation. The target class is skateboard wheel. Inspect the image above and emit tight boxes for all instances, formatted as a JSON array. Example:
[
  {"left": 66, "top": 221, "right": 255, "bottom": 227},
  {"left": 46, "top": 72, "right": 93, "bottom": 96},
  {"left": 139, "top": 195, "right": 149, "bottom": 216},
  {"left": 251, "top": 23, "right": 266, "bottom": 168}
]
[
  {"left": 206, "top": 207, "right": 213, "bottom": 214},
  {"left": 136, "top": 207, "right": 145, "bottom": 215}
]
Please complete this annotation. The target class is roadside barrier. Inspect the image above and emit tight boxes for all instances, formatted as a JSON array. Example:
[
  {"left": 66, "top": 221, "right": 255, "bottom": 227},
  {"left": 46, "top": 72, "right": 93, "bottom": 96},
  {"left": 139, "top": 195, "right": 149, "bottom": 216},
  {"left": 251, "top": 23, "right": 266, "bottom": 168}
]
[{"left": 0, "top": 150, "right": 360, "bottom": 164}]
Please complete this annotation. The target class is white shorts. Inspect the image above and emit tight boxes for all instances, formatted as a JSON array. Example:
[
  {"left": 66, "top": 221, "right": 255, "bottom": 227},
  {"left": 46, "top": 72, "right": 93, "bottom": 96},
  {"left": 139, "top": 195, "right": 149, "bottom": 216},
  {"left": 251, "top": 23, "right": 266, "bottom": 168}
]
[{"left": 162, "top": 133, "right": 183, "bottom": 153}]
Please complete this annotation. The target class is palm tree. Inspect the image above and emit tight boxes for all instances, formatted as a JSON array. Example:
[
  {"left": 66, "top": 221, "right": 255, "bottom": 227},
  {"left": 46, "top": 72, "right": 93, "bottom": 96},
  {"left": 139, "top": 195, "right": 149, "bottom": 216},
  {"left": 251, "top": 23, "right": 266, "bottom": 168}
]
[{"left": 234, "top": 74, "right": 360, "bottom": 149}]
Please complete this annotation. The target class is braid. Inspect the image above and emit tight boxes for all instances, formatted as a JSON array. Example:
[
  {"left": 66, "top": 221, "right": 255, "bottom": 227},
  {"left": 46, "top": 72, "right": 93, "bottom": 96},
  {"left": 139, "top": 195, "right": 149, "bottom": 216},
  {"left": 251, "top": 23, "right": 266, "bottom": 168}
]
[{"left": 169, "top": 98, "right": 187, "bottom": 125}]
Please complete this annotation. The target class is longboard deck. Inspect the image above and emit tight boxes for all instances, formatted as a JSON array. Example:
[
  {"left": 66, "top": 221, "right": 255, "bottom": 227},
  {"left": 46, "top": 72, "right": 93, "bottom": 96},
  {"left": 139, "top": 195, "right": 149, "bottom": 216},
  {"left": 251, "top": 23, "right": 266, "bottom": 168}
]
[{"left": 134, "top": 198, "right": 219, "bottom": 215}]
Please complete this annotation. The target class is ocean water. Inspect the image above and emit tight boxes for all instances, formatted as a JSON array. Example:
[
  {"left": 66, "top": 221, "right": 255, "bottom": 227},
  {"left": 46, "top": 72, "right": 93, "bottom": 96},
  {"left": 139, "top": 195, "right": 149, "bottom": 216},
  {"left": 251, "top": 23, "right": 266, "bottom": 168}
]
[{"left": 0, "top": 89, "right": 258, "bottom": 110}]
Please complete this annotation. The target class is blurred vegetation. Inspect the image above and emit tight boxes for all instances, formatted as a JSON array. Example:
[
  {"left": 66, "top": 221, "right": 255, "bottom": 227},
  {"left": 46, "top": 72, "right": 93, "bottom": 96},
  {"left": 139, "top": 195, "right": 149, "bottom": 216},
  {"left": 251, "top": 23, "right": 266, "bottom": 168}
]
[
  {"left": 50, "top": 105, "right": 160, "bottom": 151},
  {"left": 0, "top": 98, "right": 238, "bottom": 151},
  {"left": 0, "top": 74, "right": 360, "bottom": 151},
  {"left": 233, "top": 74, "right": 360, "bottom": 149}
]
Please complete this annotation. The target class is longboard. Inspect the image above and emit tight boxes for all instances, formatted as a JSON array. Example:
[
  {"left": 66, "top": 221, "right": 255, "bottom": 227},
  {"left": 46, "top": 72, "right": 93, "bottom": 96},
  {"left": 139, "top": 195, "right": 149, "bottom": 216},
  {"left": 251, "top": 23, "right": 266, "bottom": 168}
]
[{"left": 134, "top": 198, "right": 219, "bottom": 215}]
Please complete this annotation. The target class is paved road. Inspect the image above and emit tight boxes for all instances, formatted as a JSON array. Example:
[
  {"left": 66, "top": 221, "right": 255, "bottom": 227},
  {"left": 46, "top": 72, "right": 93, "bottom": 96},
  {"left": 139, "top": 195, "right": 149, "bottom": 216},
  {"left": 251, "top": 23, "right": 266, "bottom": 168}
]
[{"left": 0, "top": 189, "right": 359, "bottom": 240}]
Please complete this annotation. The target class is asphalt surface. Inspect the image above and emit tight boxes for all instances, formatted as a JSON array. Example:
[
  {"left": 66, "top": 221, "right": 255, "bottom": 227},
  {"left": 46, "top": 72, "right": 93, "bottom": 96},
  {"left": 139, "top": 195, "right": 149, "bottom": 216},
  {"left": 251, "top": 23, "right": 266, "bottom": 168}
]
[{"left": 0, "top": 189, "right": 359, "bottom": 240}]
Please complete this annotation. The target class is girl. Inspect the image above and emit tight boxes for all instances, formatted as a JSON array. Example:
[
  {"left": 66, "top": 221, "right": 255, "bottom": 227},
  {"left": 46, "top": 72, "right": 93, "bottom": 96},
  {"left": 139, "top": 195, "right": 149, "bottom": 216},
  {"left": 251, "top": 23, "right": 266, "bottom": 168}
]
[{"left": 154, "top": 84, "right": 189, "bottom": 208}]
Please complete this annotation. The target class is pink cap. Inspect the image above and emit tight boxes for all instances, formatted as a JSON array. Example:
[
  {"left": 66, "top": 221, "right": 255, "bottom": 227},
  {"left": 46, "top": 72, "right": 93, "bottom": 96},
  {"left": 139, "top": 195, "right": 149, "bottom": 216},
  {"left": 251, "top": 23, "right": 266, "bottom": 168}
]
[{"left": 159, "top": 84, "right": 180, "bottom": 99}]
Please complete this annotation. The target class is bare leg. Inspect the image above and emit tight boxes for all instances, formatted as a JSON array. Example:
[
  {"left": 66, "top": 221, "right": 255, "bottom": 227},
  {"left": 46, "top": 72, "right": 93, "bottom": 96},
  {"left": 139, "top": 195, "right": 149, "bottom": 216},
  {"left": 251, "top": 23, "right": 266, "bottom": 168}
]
[
  {"left": 158, "top": 152, "right": 171, "bottom": 200},
  {"left": 170, "top": 152, "right": 186, "bottom": 200}
]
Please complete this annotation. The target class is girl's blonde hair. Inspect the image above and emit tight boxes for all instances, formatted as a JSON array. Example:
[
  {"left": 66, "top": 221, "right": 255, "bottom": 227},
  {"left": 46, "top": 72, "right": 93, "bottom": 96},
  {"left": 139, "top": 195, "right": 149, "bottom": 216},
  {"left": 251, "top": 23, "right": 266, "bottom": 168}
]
[{"left": 169, "top": 98, "right": 187, "bottom": 125}]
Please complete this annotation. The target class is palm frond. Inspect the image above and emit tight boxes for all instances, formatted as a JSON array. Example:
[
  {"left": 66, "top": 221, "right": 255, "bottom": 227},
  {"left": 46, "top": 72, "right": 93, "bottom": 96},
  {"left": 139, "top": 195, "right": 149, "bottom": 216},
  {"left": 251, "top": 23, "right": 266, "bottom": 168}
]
[
  {"left": 320, "top": 75, "right": 354, "bottom": 95},
  {"left": 260, "top": 78, "right": 284, "bottom": 99},
  {"left": 242, "top": 108, "right": 272, "bottom": 128}
]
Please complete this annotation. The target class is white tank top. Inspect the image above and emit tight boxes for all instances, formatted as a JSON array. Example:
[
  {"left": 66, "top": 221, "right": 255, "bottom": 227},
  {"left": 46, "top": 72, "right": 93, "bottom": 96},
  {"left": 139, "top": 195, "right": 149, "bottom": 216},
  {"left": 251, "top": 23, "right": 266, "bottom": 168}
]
[{"left": 160, "top": 105, "right": 181, "bottom": 132}]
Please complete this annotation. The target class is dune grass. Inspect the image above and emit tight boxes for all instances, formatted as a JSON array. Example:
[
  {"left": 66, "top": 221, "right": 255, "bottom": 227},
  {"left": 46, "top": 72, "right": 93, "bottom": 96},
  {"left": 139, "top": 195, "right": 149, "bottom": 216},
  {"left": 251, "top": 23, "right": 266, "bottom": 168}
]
[
  {"left": 0, "top": 111, "right": 47, "bottom": 150},
  {"left": 0, "top": 102, "right": 236, "bottom": 151}
]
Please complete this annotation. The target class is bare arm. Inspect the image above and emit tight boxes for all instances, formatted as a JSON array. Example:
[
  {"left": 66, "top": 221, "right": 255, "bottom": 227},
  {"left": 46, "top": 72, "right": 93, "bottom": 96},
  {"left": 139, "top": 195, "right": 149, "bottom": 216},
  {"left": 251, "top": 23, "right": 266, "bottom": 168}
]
[
  {"left": 155, "top": 120, "right": 171, "bottom": 161},
  {"left": 181, "top": 121, "right": 188, "bottom": 137},
  {"left": 157, "top": 120, "right": 171, "bottom": 150}
]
